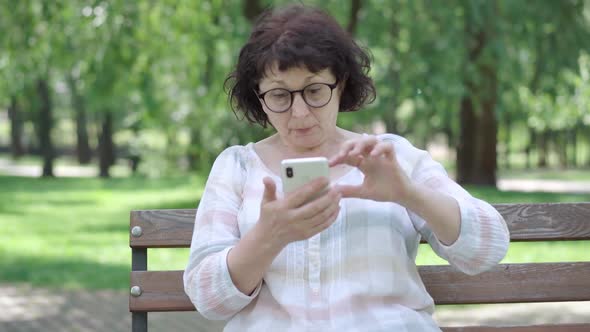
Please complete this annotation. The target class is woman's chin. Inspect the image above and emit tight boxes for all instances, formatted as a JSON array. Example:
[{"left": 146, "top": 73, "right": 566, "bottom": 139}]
[{"left": 289, "top": 135, "right": 323, "bottom": 151}]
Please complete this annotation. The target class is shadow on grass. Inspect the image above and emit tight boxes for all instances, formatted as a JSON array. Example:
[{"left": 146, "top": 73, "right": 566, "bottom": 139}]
[
  {"left": 466, "top": 186, "right": 590, "bottom": 203},
  {"left": 0, "top": 254, "right": 130, "bottom": 291},
  {"left": 0, "top": 202, "right": 26, "bottom": 215},
  {"left": 0, "top": 174, "right": 203, "bottom": 194},
  {"left": 82, "top": 199, "right": 201, "bottom": 234}
]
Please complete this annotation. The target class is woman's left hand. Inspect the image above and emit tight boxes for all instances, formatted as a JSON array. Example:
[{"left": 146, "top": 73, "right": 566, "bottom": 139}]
[{"left": 329, "top": 135, "right": 414, "bottom": 204}]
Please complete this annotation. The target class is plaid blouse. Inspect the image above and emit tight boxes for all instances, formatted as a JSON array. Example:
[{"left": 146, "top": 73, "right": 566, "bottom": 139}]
[{"left": 184, "top": 134, "right": 510, "bottom": 332}]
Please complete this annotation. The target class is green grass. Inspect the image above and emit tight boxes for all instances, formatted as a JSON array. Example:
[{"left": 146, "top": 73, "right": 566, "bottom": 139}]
[
  {"left": 0, "top": 174, "right": 203, "bottom": 290},
  {"left": 0, "top": 174, "right": 589, "bottom": 291},
  {"left": 498, "top": 168, "right": 590, "bottom": 181}
]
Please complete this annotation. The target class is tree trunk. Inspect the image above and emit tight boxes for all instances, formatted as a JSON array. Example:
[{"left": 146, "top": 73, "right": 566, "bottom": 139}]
[
  {"left": 557, "top": 130, "right": 568, "bottom": 169},
  {"left": 457, "top": 0, "right": 498, "bottom": 186},
  {"left": 98, "top": 111, "right": 115, "bottom": 178},
  {"left": 383, "top": 8, "right": 400, "bottom": 135},
  {"left": 457, "top": 1, "right": 483, "bottom": 185},
  {"left": 37, "top": 78, "right": 54, "bottom": 177},
  {"left": 503, "top": 114, "right": 511, "bottom": 169},
  {"left": 187, "top": 128, "right": 200, "bottom": 171},
  {"left": 474, "top": 63, "right": 498, "bottom": 185},
  {"left": 529, "top": 32, "right": 550, "bottom": 170},
  {"left": 66, "top": 74, "right": 92, "bottom": 164},
  {"left": 7, "top": 95, "right": 25, "bottom": 158},
  {"left": 243, "top": 0, "right": 262, "bottom": 23},
  {"left": 457, "top": 94, "right": 476, "bottom": 184},
  {"left": 537, "top": 131, "right": 548, "bottom": 168},
  {"left": 525, "top": 129, "right": 535, "bottom": 169},
  {"left": 347, "top": 0, "right": 362, "bottom": 35},
  {"left": 570, "top": 128, "right": 577, "bottom": 167}
]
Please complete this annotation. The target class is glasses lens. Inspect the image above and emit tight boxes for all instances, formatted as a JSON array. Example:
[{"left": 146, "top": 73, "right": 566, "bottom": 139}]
[
  {"left": 303, "top": 83, "right": 331, "bottom": 107},
  {"left": 264, "top": 89, "right": 291, "bottom": 112}
]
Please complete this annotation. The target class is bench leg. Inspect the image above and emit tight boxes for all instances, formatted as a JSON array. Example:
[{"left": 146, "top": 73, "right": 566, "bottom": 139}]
[
  {"left": 132, "top": 312, "right": 147, "bottom": 332},
  {"left": 131, "top": 248, "right": 148, "bottom": 331}
]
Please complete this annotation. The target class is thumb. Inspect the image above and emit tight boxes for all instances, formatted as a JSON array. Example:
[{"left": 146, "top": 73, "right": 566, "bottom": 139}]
[
  {"left": 334, "top": 184, "right": 364, "bottom": 199},
  {"left": 262, "top": 177, "right": 277, "bottom": 203}
]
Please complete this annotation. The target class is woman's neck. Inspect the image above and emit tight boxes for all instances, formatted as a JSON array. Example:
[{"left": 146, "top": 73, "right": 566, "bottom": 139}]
[{"left": 273, "top": 128, "right": 355, "bottom": 159}]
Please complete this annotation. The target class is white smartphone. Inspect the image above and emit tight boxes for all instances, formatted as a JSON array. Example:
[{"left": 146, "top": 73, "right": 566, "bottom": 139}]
[{"left": 280, "top": 157, "right": 330, "bottom": 200}]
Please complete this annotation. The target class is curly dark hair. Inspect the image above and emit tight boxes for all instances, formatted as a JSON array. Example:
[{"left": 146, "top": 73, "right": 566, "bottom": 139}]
[{"left": 225, "top": 4, "right": 376, "bottom": 128}]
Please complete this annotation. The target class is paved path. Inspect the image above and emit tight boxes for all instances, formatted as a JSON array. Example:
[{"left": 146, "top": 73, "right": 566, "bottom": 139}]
[
  {"left": 0, "top": 158, "right": 98, "bottom": 178},
  {"left": 0, "top": 284, "right": 224, "bottom": 332},
  {"left": 1, "top": 284, "right": 590, "bottom": 332},
  {"left": 498, "top": 178, "right": 590, "bottom": 194}
]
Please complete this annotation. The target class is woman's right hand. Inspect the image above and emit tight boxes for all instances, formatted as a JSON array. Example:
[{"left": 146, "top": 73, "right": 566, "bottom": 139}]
[{"left": 257, "top": 176, "right": 341, "bottom": 248}]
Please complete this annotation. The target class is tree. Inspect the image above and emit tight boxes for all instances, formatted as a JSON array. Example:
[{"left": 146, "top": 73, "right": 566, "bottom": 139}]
[
  {"left": 7, "top": 96, "right": 25, "bottom": 158},
  {"left": 456, "top": 0, "right": 500, "bottom": 186}
]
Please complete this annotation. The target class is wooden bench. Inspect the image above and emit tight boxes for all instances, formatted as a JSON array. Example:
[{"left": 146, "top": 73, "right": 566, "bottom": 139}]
[{"left": 129, "top": 202, "right": 590, "bottom": 331}]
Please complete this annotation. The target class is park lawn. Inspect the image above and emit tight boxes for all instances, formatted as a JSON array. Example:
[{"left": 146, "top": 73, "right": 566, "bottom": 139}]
[
  {"left": 0, "top": 174, "right": 589, "bottom": 290},
  {"left": 0, "top": 175, "right": 203, "bottom": 290}
]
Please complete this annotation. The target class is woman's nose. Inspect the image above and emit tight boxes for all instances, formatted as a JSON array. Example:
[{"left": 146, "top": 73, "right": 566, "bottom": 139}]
[{"left": 290, "top": 92, "right": 311, "bottom": 117}]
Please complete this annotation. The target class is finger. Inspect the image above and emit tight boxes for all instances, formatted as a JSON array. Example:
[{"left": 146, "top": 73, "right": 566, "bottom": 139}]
[
  {"left": 300, "top": 202, "right": 340, "bottom": 238},
  {"left": 369, "top": 141, "right": 394, "bottom": 159},
  {"left": 286, "top": 176, "right": 330, "bottom": 208},
  {"left": 329, "top": 140, "right": 356, "bottom": 166},
  {"left": 350, "top": 136, "right": 378, "bottom": 157},
  {"left": 330, "top": 151, "right": 365, "bottom": 169},
  {"left": 334, "top": 184, "right": 364, "bottom": 199},
  {"left": 293, "top": 188, "right": 340, "bottom": 219},
  {"left": 331, "top": 137, "right": 378, "bottom": 168},
  {"left": 308, "top": 204, "right": 340, "bottom": 235},
  {"left": 307, "top": 199, "right": 340, "bottom": 227},
  {"left": 262, "top": 177, "right": 277, "bottom": 203}
]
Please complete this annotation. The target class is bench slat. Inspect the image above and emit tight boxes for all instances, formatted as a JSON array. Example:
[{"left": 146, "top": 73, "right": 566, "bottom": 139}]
[
  {"left": 130, "top": 209, "right": 195, "bottom": 248},
  {"left": 494, "top": 203, "right": 590, "bottom": 241},
  {"left": 129, "top": 270, "right": 190, "bottom": 312},
  {"left": 129, "top": 203, "right": 590, "bottom": 248},
  {"left": 129, "top": 262, "right": 590, "bottom": 312},
  {"left": 441, "top": 325, "right": 590, "bottom": 332},
  {"left": 421, "top": 262, "right": 590, "bottom": 304}
]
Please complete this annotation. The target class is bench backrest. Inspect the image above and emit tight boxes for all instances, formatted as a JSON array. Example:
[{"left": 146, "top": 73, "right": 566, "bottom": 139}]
[{"left": 129, "top": 202, "right": 590, "bottom": 331}]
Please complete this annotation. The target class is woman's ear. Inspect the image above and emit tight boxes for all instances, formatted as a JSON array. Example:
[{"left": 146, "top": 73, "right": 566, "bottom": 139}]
[
  {"left": 338, "top": 75, "right": 348, "bottom": 93},
  {"left": 253, "top": 87, "right": 266, "bottom": 110},
  {"left": 336, "top": 77, "right": 347, "bottom": 97}
]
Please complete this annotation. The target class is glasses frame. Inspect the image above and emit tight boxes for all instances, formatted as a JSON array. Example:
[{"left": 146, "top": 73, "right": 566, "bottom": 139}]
[{"left": 256, "top": 80, "right": 339, "bottom": 113}]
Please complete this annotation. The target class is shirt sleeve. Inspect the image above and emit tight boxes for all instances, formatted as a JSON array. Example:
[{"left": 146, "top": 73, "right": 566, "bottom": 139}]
[
  {"left": 183, "top": 146, "right": 262, "bottom": 320},
  {"left": 383, "top": 134, "right": 510, "bottom": 276}
]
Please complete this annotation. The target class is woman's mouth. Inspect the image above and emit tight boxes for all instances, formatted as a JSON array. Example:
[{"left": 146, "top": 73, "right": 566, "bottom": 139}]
[{"left": 293, "top": 126, "right": 315, "bottom": 135}]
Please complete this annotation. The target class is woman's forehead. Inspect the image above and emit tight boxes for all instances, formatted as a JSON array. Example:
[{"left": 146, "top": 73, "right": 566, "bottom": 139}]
[{"left": 260, "top": 64, "right": 334, "bottom": 84}]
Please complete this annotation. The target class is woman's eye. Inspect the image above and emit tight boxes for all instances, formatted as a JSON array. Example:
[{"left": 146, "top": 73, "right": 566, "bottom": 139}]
[{"left": 271, "top": 91, "right": 289, "bottom": 98}]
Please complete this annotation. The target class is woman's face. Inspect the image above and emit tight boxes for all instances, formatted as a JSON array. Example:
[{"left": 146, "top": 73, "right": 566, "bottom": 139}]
[{"left": 257, "top": 64, "right": 342, "bottom": 152}]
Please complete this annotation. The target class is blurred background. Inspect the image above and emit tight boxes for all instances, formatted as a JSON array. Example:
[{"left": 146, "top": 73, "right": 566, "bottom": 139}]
[{"left": 1, "top": 0, "right": 589, "bottom": 331}]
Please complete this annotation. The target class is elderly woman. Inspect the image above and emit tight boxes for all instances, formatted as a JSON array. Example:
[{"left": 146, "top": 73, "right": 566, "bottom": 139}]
[{"left": 184, "top": 4, "right": 509, "bottom": 332}]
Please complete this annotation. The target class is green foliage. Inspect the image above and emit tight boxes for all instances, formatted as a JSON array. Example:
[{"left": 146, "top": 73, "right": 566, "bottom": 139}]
[{"left": 1, "top": 0, "right": 590, "bottom": 170}]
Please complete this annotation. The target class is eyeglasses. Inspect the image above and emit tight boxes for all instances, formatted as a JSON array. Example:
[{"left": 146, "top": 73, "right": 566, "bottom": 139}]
[{"left": 256, "top": 80, "right": 339, "bottom": 113}]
